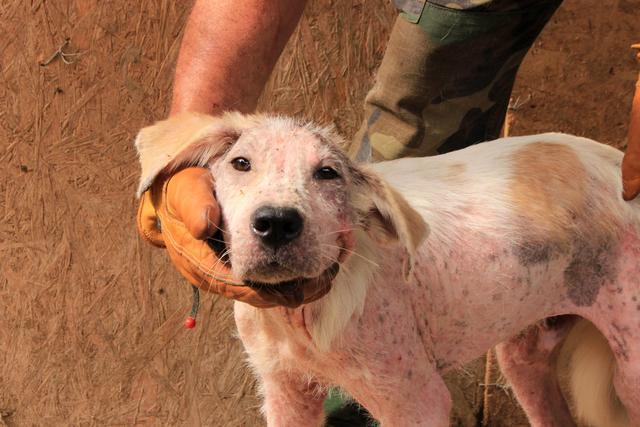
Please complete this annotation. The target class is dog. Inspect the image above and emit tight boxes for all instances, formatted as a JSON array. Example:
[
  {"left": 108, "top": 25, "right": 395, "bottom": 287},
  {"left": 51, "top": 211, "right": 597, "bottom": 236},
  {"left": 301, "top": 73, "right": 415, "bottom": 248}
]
[{"left": 136, "top": 112, "right": 639, "bottom": 427}]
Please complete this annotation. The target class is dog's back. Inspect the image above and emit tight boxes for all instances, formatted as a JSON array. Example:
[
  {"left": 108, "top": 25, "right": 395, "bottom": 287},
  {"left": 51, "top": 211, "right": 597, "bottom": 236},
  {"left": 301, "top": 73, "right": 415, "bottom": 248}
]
[{"left": 374, "top": 132, "right": 638, "bottom": 228}]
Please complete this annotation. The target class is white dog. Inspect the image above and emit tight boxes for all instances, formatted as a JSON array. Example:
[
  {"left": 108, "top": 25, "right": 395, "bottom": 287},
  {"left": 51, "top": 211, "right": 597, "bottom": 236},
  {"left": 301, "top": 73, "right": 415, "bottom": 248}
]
[{"left": 136, "top": 113, "right": 639, "bottom": 427}]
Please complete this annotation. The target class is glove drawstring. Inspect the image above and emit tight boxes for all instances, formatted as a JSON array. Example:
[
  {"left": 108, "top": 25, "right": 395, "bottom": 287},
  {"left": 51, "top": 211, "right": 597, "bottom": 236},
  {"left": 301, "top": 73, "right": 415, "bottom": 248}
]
[{"left": 184, "top": 285, "right": 200, "bottom": 329}]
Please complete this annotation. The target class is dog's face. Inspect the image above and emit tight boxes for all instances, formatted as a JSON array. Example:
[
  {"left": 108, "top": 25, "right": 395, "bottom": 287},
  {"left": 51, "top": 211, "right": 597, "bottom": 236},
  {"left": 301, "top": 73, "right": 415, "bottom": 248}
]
[
  {"left": 211, "top": 119, "right": 355, "bottom": 284},
  {"left": 136, "top": 113, "right": 429, "bottom": 291}
]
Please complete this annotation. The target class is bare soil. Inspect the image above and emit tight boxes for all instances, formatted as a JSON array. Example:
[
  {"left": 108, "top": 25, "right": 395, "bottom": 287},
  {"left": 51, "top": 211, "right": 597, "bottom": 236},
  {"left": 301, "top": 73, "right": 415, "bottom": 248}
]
[{"left": 0, "top": 0, "right": 637, "bottom": 426}]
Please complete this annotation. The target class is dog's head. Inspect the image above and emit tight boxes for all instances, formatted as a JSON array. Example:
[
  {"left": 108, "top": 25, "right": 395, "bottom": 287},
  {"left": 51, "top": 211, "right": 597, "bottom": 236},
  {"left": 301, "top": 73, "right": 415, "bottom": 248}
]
[{"left": 136, "top": 112, "right": 428, "bottom": 292}]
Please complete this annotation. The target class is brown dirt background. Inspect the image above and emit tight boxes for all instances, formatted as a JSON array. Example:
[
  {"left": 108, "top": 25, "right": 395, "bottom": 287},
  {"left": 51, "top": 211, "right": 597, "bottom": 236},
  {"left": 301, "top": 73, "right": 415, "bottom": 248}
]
[{"left": 0, "top": 0, "right": 637, "bottom": 426}]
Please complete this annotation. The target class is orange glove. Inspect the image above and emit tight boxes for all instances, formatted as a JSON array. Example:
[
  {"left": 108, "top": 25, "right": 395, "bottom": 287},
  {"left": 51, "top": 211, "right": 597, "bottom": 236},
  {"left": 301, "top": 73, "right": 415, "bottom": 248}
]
[
  {"left": 135, "top": 114, "right": 336, "bottom": 308},
  {"left": 622, "top": 44, "right": 640, "bottom": 201}
]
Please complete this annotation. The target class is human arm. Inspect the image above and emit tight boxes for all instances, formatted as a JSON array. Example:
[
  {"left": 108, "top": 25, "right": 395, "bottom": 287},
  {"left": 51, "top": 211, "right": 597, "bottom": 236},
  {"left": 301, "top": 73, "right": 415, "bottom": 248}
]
[{"left": 170, "top": 0, "right": 308, "bottom": 115}]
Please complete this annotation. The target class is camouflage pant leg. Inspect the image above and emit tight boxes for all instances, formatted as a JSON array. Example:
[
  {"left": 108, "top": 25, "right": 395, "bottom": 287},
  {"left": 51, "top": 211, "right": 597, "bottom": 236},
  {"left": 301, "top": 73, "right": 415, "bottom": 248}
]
[{"left": 350, "top": 0, "right": 563, "bottom": 162}]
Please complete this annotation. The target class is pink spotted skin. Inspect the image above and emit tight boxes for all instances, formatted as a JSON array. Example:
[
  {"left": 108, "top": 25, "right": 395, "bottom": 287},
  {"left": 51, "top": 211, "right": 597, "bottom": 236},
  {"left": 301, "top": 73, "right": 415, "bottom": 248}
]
[{"left": 207, "top": 119, "right": 640, "bottom": 426}]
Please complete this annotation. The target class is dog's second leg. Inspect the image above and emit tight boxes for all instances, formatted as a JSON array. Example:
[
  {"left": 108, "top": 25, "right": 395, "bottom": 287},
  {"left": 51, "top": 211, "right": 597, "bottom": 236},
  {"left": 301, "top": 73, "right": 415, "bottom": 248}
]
[
  {"left": 611, "top": 351, "right": 640, "bottom": 425},
  {"left": 599, "top": 318, "right": 640, "bottom": 426},
  {"left": 596, "top": 237, "right": 640, "bottom": 426},
  {"left": 495, "top": 316, "right": 577, "bottom": 427},
  {"left": 235, "top": 306, "right": 326, "bottom": 426}
]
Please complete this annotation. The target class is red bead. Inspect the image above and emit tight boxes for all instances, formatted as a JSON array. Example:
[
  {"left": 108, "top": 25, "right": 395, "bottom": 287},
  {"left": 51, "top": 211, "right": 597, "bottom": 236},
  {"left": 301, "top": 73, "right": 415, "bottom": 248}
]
[{"left": 184, "top": 316, "right": 196, "bottom": 329}]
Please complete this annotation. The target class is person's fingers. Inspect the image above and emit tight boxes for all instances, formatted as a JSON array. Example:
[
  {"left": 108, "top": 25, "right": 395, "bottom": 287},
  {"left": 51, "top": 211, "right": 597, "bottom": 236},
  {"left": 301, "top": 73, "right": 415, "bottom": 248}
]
[
  {"left": 622, "top": 182, "right": 640, "bottom": 201},
  {"left": 161, "top": 224, "right": 280, "bottom": 308},
  {"left": 166, "top": 167, "right": 221, "bottom": 239},
  {"left": 226, "top": 287, "right": 283, "bottom": 309},
  {"left": 301, "top": 264, "right": 338, "bottom": 304}
]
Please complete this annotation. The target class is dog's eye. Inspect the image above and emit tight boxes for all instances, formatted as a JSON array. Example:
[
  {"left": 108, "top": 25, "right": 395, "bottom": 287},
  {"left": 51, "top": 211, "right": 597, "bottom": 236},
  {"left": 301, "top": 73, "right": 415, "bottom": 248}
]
[
  {"left": 314, "top": 166, "right": 340, "bottom": 180},
  {"left": 231, "top": 157, "right": 251, "bottom": 172}
]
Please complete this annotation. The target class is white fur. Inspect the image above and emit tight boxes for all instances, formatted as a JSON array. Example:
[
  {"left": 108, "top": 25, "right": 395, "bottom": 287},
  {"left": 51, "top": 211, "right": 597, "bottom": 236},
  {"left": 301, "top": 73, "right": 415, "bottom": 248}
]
[
  {"left": 375, "top": 132, "right": 637, "bottom": 248},
  {"left": 307, "top": 230, "right": 379, "bottom": 351}
]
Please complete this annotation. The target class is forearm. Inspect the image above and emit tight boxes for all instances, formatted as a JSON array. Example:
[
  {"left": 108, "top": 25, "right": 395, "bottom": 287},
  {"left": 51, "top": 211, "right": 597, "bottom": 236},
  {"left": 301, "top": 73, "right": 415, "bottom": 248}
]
[{"left": 170, "top": 0, "right": 307, "bottom": 116}]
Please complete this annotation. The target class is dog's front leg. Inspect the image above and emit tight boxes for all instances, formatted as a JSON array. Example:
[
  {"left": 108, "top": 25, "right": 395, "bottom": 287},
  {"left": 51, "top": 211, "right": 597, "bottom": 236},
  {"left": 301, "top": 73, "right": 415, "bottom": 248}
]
[
  {"left": 234, "top": 305, "right": 326, "bottom": 426},
  {"left": 259, "top": 369, "right": 326, "bottom": 427}
]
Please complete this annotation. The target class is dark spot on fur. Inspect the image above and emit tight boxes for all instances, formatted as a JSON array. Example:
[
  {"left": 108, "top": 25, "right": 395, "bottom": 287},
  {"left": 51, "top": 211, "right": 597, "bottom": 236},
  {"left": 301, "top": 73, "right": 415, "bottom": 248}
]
[
  {"left": 564, "top": 240, "right": 617, "bottom": 306},
  {"left": 378, "top": 314, "right": 385, "bottom": 323},
  {"left": 516, "top": 241, "right": 554, "bottom": 266},
  {"left": 610, "top": 323, "right": 630, "bottom": 362},
  {"left": 436, "top": 359, "right": 452, "bottom": 371},
  {"left": 407, "top": 370, "right": 413, "bottom": 379},
  {"left": 454, "top": 320, "right": 468, "bottom": 328}
]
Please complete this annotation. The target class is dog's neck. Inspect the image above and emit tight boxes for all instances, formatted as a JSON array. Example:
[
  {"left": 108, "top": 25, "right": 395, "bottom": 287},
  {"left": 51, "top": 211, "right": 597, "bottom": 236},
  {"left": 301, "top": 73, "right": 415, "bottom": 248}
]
[{"left": 305, "top": 230, "right": 388, "bottom": 351}]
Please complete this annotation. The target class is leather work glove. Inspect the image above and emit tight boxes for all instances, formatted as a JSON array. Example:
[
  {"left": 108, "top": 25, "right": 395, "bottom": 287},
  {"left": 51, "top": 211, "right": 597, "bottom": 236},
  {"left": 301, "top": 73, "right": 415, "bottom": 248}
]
[
  {"left": 622, "top": 44, "right": 640, "bottom": 201},
  {"left": 135, "top": 113, "right": 337, "bottom": 308}
]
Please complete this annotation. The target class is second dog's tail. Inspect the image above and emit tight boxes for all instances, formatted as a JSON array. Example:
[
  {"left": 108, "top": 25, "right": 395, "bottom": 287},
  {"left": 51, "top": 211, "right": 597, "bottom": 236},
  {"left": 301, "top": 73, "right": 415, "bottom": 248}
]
[{"left": 558, "top": 319, "right": 629, "bottom": 427}]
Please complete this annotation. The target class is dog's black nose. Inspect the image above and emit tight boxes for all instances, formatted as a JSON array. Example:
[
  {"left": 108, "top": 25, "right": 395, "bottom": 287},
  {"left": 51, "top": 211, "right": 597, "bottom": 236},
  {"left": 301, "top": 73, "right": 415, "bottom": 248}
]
[{"left": 251, "top": 206, "right": 304, "bottom": 249}]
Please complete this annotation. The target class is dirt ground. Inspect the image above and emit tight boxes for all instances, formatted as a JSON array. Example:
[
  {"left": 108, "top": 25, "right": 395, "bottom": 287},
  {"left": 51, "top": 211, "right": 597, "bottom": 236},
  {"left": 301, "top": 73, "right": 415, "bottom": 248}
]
[{"left": 0, "top": 0, "right": 637, "bottom": 426}]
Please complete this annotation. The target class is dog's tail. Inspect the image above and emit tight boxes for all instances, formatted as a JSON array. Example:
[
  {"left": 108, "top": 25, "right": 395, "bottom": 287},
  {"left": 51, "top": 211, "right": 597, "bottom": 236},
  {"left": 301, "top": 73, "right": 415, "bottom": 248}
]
[{"left": 558, "top": 319, "right": 629, "bottom": 427}]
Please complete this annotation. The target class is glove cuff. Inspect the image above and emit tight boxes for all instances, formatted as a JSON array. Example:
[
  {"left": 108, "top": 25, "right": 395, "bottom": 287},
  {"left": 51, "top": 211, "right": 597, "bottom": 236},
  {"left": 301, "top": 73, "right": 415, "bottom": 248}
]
[{"left": 136, "top": 190, "right": 166, "bottom": 247}]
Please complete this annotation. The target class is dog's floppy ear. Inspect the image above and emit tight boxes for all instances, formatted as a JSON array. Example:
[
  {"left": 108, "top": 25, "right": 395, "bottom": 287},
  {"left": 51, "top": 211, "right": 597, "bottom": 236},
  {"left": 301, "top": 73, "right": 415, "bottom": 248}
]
[
  {"left": 352, "top": 167, "right": 429, "bottom": 280},
  {"left": 135, "top": 112, "right": 257, "bottom": 197}
]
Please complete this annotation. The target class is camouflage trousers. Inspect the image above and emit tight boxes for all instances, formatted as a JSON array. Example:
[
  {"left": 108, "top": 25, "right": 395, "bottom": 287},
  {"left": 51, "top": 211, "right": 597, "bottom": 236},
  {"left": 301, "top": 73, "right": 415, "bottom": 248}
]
[{"left": 349, "top": 0, "right": 563, "bottom": 162}]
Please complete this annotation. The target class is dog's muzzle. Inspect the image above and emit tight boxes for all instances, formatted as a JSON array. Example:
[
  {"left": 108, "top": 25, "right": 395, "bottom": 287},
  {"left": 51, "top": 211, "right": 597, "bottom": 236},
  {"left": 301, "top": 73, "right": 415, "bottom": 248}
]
[
  {"left": 243, "top": 262, "right": 340, "bottom": 308},
  {"left": 207, "top": 229, "right": 340, "bottom": 308}
]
